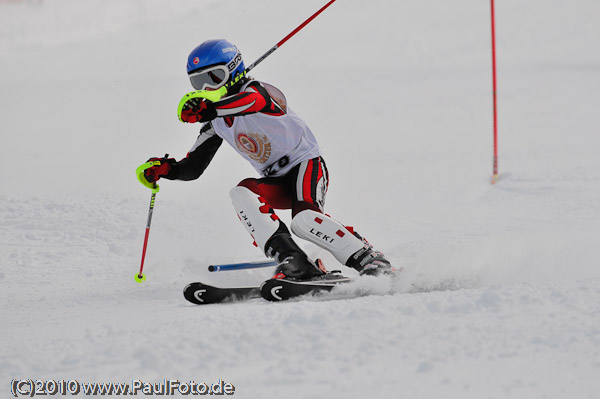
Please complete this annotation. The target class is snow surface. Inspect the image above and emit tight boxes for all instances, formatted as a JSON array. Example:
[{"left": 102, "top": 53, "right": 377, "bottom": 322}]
[{"left": 2, "top": 0, "right": 600, "bottom": 398}]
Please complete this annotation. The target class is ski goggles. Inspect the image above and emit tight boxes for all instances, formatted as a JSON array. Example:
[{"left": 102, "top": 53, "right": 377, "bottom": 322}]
[{"left": 188, "top": 64, "right": 230, "bottom": 91}]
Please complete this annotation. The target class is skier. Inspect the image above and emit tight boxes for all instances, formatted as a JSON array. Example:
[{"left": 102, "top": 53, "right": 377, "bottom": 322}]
[{"left": 139, "top": 39, "right": 393, "bottom": 280}]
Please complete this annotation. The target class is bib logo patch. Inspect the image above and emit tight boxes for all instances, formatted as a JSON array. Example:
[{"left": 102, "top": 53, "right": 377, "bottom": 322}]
[{"left": 235, "top": 133, "right": 271, "bottom": 164}]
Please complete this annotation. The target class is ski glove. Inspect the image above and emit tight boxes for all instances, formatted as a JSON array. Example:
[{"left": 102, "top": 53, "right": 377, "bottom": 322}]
[
  {"left": 143, "top": 157, "right": 176, "bottom": 183},
  {"left": 180, "top": 97, "right": 217, "bottom": 123}
]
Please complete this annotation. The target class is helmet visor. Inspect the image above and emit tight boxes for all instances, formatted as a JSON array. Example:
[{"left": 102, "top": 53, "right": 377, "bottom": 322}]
[{"left": 188, "top": 64, "right": 229, "bottom": 90}]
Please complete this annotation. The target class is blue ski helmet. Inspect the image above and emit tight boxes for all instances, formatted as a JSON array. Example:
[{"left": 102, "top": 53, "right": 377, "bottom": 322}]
[{"left": 186, "top": 39, "right": 245, "bottom": 90}]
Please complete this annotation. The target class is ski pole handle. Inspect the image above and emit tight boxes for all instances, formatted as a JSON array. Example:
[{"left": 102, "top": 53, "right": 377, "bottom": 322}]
[
  {"left": 136, "top": 154, "right": 170, "bottom": 193},
  {"left": 136, "top": 161, "right": 160, "bottom": 193},
  {"left": 136, "top": 161, "right": 161, "bottom": 193}
]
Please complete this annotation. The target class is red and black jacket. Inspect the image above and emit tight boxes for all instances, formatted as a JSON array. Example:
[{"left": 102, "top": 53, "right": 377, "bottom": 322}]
[{"left": 165, "top": 80, "right": 284, "bottom": 181}]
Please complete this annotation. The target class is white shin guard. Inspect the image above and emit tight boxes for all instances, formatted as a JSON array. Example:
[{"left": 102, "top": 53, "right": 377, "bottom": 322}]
[
  {"left": 291, "top": 209, "right": 364, "bottom": 265},
  {"left": 230, "top": 186, "right": 280, "bottom": 253}
]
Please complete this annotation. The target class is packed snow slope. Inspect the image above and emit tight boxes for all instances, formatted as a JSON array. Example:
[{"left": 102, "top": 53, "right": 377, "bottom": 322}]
[{"left": 2, "top": 0, "right": 600, "bottom": 398}]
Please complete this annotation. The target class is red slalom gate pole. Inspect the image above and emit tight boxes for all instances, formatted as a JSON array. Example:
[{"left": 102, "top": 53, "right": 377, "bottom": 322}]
[
  {"left": 230, "top": 0, "right": 338, "bottom": 87},
  {"left": 490, "top": 0, "right": 499, "bottom": 184},
  {"left": 182, "top": 0, "right": 339, "bottom": 106},
  {"left": 275, "top": 0, "right": 337, "bottom": 50}
]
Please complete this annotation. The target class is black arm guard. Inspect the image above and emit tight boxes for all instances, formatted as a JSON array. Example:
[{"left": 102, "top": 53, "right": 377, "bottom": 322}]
[{"left": 165, "top": 123, "right": 223, "bottom": 181}]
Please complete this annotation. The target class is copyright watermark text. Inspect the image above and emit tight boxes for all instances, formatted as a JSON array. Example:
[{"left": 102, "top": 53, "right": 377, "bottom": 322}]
[{"left": 10, "top": 379, "right": 235, "bottom": 397}]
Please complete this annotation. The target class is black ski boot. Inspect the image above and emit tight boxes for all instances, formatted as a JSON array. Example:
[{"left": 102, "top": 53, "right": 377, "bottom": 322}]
[
  {"left": 346, "top": 245, "right": 395, "bottom": 276},
  {"left": 266, "top": 229, "right": 325, "bottom": 281}
]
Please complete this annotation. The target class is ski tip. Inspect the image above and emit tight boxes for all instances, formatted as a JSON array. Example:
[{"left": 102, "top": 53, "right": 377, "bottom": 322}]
[
  {"left": 183, "top": 282, "right": 206, "bottom": 305},
  {"left": 183, "top": 282, "right": 261, "bottom": 305},
  {"left": 260, "top": 279, "right": 288, "bottom": 302},
  {"left": 260, "top": 275, "right": 353, "bottom": 302}
]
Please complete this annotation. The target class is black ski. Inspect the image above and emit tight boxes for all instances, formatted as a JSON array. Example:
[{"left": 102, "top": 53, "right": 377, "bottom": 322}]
[
  {"left": 184, "top": 274, "right": 353, "bottom": 304},
  {"left": 183, "top": 282, "right": 260, "bottom": 305},
  {"left": 260, "top": 273, "right": 353, "bottom": 301}
]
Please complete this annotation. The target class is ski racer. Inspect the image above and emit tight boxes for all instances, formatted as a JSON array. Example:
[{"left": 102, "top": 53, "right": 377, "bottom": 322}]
[{"left": 139, "top": 39, "right": 393, "bottom": 280}]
